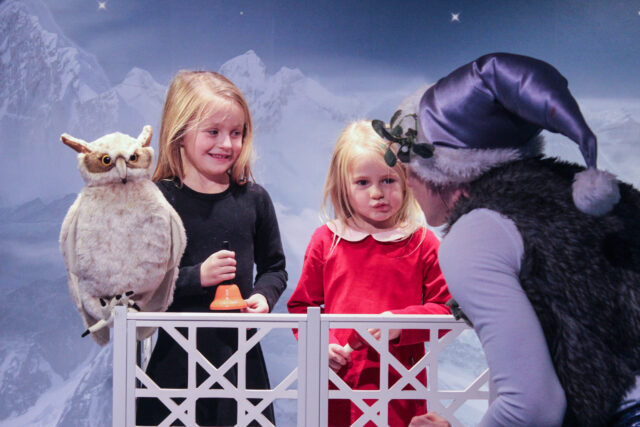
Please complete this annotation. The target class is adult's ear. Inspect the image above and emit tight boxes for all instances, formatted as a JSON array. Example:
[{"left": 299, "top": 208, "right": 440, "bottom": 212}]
[{"left": 450, "top": 186, "right": 469, "bottom": 206}]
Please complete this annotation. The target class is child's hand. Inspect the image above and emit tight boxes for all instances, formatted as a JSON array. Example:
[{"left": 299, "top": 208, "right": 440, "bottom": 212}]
[
  {"left": 368, "top": 311, "right": 401, "bottom": 341},
  {"left": 242, "top": 294, "right": 269, "bottom": 313},
  {"left": 200, "top": 250, "right": 236, "bottom": 287},
  {"left": 328, "top": 343, "right": 350, "bottom": 372}
]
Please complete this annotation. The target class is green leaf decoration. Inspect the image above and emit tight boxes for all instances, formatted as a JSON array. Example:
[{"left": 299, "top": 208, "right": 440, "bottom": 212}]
[
  {"left": 371, "top": 112, "right": 435, "bottom": 163},
  {"left": 391, "top": 125, "right": 403, "bottom": 137},
  {"left": 372, "top": 119, "right": 402, "bottom": 142},
  {"left": 384, "top": 147, "right": 398, "bottom": 167},
  {"left": 390, "top": 110, "right": 402, "bottom": 127}
]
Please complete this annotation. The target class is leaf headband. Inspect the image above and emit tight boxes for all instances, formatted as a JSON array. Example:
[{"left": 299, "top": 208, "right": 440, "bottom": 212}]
[{"left": 371, "top": 109, "right": 435, "bottom": 167}]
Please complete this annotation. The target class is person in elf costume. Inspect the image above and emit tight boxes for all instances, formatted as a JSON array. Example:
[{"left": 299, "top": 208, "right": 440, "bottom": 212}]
[{"left": 372, "top": 53, "right": 640, "bottom": 427}]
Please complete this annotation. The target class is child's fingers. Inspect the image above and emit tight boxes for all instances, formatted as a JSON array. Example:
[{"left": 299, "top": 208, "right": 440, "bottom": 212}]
[
  {"left": 200, "top": 258, "right": 236, "bottom": 287},
  {"left": 368, "top": 327, "right": 401, "bottom": 341},
  {"left": 242, "top": 294, "right": 269, "bottom": 313},
  {"left": 210, "top": 250, "right": 236, "bottom": 263},
  {"left": 330, "top": 344, "right": 350, "bottom": 359},
  {"left": 329, "top": 360, "right": 343, "bottom": 372},
  {"left": 328, "top": 343, "right": 350, "bottom": 372},
  {"left": 221, "top": 272, "right": 235, "bottom": 280},
  {"left": 328, "top": 355, "right": 346, "bottom": 371},
  {"left": 205, "top": 258, "right": 236, "bottom": 273},
  {"left": 368, "top": 328, "right": 381, "bottom": 340},
  {"left": 214, "top": 253, "right": 237, "bottom": 265},
  {"left": 329, "top": 344, "right": 346, "bottom": 361},
  {"left": 218, "top": 265, "right": 236, "bottom": 275},
  {"left": 217, "top": 249, "right": 235, "bottom": 258}
]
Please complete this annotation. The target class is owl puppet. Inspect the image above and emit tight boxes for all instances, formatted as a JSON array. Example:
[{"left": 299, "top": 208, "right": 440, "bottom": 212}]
[{"left": 60, "top": 126, "right": 186, "bottom": 346}]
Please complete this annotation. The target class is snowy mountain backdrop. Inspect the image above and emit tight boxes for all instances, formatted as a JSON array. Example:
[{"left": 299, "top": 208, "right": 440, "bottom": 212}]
[{"left": 1, "top": 0, "right": 639, "bottom": 426}]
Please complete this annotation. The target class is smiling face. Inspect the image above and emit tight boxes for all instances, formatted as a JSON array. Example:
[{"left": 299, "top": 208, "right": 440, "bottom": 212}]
[
  {"left": 347, "top": 151, "right": 404, "bottom": 232},
  {"left": 180, "top": 99, "right": 245, "bottom": 192}
]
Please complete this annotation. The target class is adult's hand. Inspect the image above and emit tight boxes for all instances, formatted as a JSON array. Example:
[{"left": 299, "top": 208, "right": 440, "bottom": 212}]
[{"left": 409, "top": 412, "right": 452, "bottom": 427}]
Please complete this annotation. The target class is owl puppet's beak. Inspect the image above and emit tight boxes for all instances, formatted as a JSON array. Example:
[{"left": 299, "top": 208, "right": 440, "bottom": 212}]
[{"left": 116, "top": 157, "right": 128, "bottom": 184}]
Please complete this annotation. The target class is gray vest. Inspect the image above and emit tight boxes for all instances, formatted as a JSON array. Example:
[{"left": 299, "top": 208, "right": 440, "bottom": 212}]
[{"left": 447, "top": 157, "right": 640, "bottom": 427}]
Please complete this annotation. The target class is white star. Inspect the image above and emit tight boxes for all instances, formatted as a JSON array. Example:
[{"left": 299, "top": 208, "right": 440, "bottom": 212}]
[
  {"left": 98, "top": 1, "right": 107, "bottom": 10},
  {"left": 451, "top": 12, "right": 460, "bottom": 22},
  {"left": 240, "top": 11, "right": 244, "bottom": 15}
]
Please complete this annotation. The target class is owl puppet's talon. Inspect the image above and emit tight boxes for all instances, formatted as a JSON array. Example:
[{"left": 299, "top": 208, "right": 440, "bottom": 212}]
[
  {"left": 99, "top": 296, "right": 120, "bottom": 319},
  {"left": 82, "top": 317, "right": 112, "bottom": 338},
  {"left": 118, "top": 291, "right": 140, "bottom": 312},
  {"left": 119, "top": 291, "right": 133, "bottom": 305},
  {"left": 100, "top": 304, "right": 112, "bottom": 319},
  {"left": 90, "top": 293, "right": 139, "bottom": 338}
]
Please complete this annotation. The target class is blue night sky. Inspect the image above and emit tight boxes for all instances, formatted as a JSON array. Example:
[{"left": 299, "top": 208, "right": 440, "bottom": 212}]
[{"left": 39, "top": 0, "right": 640, "bottom": 98}]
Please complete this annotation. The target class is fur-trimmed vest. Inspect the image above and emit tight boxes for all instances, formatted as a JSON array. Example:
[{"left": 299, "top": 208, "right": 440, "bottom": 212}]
[{"left": 447, "top": 157, "right": 640, "bottom": 427}]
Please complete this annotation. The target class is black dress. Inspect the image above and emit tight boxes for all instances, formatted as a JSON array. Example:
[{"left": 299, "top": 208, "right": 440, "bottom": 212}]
[{"left": 136, "top": 179, "right": 287, "bottom": 426}]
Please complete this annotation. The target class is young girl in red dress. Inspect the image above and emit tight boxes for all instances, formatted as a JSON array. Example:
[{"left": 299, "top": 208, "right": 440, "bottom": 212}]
[{"left": 287, "top": 120, "right": 450, "bottom": 426}]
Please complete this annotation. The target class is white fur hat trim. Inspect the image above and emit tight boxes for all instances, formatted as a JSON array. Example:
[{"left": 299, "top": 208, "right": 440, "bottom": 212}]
[{"left": 409, "top": 135, "right": 544, "bottom": 186}]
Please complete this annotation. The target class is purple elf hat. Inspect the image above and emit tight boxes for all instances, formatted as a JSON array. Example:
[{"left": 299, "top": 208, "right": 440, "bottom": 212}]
[{"left": 409, "top": 52, "right": 620, "bottom": 216}]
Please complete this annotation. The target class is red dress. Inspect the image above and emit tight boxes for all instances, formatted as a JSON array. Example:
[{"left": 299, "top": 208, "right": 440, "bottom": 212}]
[{"left": 288, "top": 223, "right": 451, "bottom": 426}]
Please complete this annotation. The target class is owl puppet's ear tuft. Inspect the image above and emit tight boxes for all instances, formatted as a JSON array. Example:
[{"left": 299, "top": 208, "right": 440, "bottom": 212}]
[
  {"left": 61, "top": 134, "right": 91, "bottom": 154},
  {"left": 137, "top": 126, "right": 153, "bottom": 148}
]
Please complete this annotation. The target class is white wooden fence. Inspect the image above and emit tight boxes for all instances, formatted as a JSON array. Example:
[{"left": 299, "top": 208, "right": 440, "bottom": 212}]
[{"left": 113, "top": 306, "right": 490, "bottom": 426}]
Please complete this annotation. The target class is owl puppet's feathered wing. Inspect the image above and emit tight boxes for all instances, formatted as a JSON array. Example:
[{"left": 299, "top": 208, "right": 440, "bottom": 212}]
[{"left": 59, "top": 126, "right": 186, "bottom": 345}]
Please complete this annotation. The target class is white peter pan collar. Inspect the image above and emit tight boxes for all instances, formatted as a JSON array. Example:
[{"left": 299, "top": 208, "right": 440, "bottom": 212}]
[{"left": 327, "top": 220, "right": 418, "bottom": 242}]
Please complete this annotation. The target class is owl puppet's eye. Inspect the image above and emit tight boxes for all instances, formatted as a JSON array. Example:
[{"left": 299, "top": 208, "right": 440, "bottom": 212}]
[
  {"left": 129, "top": 153, "right": 138, "bottom": 162},
  {"left": 101, "top": 155, "right": 112, "bottom": 166}
]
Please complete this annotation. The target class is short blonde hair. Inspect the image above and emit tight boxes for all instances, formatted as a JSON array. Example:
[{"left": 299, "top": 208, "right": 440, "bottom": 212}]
[
  {"left": 153, "top": 70, "right": 254, "bottom": 184},
  {"left": 322, "top": 120, "right": 425, "bottom": 229}
]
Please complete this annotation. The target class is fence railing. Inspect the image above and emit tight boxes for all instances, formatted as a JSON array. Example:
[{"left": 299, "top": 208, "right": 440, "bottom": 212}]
[{"left": 113, "top": 306, "right": 490, "bottom": 426}]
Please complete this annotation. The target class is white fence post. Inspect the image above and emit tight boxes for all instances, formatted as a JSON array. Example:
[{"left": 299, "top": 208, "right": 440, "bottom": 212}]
[
  {"left": 112, "top": 305, "right": 127, "bottom": 427},
  {"left": 306, "top": 307, "right": 321, "bottom": 427},
  {"left": 297, "top": 314, "right": 307, "bottom": 426},
  {"left": 319, "top": 312, "right": 330, "bottom": 427}
]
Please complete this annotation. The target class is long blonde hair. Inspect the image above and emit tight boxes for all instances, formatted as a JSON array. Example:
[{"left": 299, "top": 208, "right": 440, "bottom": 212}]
[
  {"left": 153, "top": 70, "right": 254, "bottom": 184},
  {"left": 322, "top": 120, "right": 426, "bottom": 229}
]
